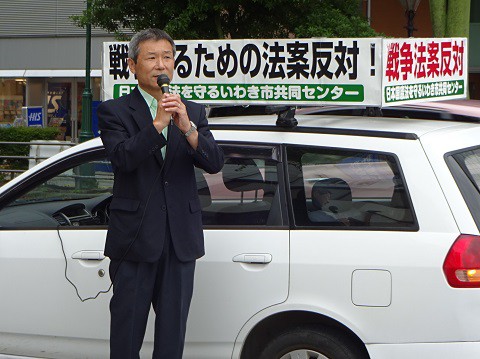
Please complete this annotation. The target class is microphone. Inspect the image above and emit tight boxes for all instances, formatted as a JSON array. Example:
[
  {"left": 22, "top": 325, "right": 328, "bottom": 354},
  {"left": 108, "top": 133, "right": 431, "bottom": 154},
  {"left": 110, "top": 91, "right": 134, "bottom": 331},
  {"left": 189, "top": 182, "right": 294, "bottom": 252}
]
[{"left": 157, "top": 74, "right": 170, "bottom": 94}]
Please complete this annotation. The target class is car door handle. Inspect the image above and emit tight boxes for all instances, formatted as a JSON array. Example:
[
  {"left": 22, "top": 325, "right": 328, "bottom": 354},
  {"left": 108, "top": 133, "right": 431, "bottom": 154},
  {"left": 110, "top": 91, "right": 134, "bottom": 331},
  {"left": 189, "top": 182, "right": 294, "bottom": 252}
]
[
  {"left": 232, "top": 253, "right": 272, "bottom": 264},
  {"left": 72, "top": 250, "right": 105, "bottom": 260}
]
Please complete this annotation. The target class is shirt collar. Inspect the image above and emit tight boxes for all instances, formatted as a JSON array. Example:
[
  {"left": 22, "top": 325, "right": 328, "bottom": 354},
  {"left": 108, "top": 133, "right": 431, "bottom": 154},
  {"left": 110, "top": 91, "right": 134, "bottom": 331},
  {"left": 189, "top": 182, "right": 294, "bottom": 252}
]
[{"left": 137, "top": 86, "right": 156, "bottom": 109}]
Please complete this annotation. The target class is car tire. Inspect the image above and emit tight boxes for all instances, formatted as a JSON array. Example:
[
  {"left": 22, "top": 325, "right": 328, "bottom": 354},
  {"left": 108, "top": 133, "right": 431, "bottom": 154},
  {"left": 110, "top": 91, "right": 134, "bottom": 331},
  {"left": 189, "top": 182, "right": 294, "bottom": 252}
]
[{"left": 258, "top": 326, "right": 367, "bottom": 359}]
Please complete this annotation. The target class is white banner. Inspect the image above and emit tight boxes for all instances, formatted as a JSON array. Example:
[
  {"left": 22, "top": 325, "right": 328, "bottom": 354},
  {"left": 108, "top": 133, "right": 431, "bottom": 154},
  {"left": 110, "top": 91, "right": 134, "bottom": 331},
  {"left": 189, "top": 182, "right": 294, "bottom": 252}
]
[
  {"left": 102, "top": 37, "right": 468, "bottom": 107},
  {"left": 103, "top": 38, "right": 382, "bottom": 105},
  {"left": 382, "top": 38, "right": 468, "bottom": 106}
]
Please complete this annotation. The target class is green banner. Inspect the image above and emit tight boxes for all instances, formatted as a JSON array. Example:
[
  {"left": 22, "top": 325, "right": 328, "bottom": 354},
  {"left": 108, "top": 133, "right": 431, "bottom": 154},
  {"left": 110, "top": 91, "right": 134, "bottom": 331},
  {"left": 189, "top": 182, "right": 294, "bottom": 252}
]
[
  {"left": 114, "top": 83, "right": 364, "bottom": 102},
  {"left": 384, "top": 80, "right": 465, "bottom": 103}
]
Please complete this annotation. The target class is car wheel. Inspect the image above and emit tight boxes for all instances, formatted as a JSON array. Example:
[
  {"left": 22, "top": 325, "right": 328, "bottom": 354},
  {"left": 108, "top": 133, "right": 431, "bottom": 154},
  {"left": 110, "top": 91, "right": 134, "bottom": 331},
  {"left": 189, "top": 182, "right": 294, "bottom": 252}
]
[{"left": 258, "top": 327, "right": 367, "bottom": 359}]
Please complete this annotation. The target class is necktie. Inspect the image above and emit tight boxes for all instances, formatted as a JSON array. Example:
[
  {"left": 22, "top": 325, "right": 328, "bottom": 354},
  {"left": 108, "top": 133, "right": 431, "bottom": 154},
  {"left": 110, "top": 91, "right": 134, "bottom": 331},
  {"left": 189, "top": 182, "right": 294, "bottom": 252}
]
[{"left": 150, "top": 99, "right": 168, "bottom": 158}]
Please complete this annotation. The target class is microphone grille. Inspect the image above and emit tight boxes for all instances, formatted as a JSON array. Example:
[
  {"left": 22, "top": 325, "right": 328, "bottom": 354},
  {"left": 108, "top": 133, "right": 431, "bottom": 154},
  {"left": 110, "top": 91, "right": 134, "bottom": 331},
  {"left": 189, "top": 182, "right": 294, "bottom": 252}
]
[{"left": 157, "top": 74, "right": 170, "bottom": 87}]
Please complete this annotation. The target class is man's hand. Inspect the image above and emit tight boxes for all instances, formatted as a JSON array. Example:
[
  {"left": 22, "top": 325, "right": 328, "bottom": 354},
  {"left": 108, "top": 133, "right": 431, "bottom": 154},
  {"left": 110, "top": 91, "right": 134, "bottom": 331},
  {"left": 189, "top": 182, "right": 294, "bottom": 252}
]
[
  {"left": 153, "top": 95, "right": 171, "bottom": 134},
  {"left": 161, "top": 93, "right": 191, "bottom": 133},
  {"left": 161, "top": 93, "right": 199, "bottom": 150}
]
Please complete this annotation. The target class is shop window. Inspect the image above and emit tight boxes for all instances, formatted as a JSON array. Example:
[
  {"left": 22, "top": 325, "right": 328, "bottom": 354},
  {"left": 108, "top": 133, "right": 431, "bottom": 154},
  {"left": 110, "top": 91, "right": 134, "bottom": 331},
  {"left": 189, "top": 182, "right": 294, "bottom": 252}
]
[{"left": 0, "top": 78, "right": 26, "bottom": 126}]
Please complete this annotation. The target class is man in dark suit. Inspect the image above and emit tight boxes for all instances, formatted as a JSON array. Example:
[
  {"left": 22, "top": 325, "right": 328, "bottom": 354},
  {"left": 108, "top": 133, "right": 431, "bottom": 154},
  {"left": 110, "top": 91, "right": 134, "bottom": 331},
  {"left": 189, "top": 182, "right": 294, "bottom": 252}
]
[{"left": 97, "top": 29, "right": 224, "bottom": 359}]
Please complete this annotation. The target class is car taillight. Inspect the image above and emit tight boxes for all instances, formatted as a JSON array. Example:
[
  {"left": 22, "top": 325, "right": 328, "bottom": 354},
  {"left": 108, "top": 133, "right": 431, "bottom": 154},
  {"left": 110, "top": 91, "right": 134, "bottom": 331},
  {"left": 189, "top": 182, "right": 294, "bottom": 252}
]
[{"left": 443, "top": 234, "right": 480, "bottom": 288}]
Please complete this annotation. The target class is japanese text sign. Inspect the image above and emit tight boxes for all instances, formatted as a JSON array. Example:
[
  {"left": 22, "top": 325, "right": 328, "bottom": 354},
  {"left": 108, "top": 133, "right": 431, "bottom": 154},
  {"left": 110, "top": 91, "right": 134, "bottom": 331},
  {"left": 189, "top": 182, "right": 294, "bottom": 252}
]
[
  {"left": 104, "top": 38, "right": 382, "bottom": 106},
  {"left": 103, "top": 37, "right": 467, "bottom": 107},
  {"left": 382, "top": 38, "right": 467, "bottom": 106}
]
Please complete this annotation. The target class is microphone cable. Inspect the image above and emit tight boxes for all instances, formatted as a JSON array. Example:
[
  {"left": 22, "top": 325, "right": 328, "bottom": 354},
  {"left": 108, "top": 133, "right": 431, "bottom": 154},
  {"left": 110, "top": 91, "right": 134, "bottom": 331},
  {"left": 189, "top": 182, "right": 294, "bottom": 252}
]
[{"left": 57, "top": 123, "right": 171, "bottom": 302}]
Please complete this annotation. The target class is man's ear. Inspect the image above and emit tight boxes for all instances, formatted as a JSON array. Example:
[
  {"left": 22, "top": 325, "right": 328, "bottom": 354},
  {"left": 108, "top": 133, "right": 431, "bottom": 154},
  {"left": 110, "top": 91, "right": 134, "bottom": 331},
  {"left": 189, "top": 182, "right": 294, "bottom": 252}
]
[{"left": 127, "top": 58, "right": 136, "bottom": 75}]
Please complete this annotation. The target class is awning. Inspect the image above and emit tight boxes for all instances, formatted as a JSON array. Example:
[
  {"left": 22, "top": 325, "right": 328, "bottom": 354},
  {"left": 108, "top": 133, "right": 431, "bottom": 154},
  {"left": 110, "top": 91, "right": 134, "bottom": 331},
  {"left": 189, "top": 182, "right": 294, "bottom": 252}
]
[
  {"left": 0, "top": 70, "right": 26, "bottom": 77},
  {"left": 0, "top": 70, "right": 102, "bottom": 77}
]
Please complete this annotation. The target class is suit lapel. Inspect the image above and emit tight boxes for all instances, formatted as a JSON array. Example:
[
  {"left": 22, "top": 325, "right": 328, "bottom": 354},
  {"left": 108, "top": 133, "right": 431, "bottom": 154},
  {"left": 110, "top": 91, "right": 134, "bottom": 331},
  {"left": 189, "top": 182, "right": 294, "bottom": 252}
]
[
  {"left": 129, "top": 87, "right": 164, "bottom": 167},
  {"left": 129, "top": 87, "right": 152, "bottom": 130}
]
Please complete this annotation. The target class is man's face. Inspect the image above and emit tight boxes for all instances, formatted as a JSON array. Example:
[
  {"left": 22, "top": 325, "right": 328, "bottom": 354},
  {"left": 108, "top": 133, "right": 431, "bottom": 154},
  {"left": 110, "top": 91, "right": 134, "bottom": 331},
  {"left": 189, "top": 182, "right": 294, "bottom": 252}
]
[
  {"left": 313, "top": 191, "right": 331, "bottom": 207},
  {"left": 319, "top": 192, "right": 331, "bottom": 206},
  {"left": 128, "top": 39, "right": 175, "bottom": 95}
]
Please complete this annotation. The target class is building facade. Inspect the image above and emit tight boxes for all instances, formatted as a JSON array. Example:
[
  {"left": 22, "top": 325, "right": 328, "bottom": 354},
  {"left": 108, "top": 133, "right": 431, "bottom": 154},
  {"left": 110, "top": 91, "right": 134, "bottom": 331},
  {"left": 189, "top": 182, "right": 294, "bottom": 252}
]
[
  {"left": 0, "top": 0, "right": 117, "bottom": 140},
  {"left": 1, "top": 1, "right": 479, "bottom": 140},
  {"left": 366, "top": 0, "right": 480, "bottom": 99}
]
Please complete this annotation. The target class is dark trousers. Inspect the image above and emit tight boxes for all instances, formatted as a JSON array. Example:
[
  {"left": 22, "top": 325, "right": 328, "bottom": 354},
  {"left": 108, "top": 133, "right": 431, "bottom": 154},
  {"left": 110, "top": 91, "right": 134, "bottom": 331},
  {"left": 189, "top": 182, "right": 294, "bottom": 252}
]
[{"left": 109, "top": 232, "right": 195, "bottom": 359}]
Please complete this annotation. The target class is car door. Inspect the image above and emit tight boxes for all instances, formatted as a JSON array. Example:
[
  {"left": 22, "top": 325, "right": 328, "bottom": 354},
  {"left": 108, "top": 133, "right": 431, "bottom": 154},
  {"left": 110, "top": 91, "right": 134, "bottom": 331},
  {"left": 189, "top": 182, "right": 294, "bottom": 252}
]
[
  {"left": 0, "top": 148, "right": 113, "bottom": 359},
  {"left": 285, "top": 138, "right": 461, "bottom": 346},
  {"left": 182, "top": 144, "right": 290, "bottom": 359},
  {"left": 0, "top": 143, "right": 290, "bottom": 359}
]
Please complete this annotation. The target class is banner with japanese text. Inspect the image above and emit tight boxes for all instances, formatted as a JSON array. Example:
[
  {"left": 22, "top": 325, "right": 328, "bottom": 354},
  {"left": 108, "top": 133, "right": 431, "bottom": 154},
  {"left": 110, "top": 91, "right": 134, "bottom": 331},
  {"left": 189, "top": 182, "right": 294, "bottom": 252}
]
[
  {"left": 103, "top": 38, "right": 383, "bottom": 105},
  {"left": 103, "top": 37, "right": 468, "bottom": 107},
  {"left": 382, "top": 37, "right": 467, "bottom": 106}
]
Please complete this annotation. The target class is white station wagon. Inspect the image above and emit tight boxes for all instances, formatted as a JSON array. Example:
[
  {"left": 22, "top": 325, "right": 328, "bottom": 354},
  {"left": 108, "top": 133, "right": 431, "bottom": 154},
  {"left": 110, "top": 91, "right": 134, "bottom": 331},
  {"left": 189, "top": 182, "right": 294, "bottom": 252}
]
[{"left": 1, "top": 108, "right": 480, "bottom": 359}]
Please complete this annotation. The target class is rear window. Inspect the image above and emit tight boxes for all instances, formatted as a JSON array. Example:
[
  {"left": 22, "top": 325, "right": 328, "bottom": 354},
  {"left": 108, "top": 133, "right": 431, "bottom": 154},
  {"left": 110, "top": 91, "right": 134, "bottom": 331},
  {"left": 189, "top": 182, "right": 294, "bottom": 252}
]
[
  {"left": 446, "top": 147, "right": 480, "bottom": 229},
  {"left": 287, "top": 146, "right": 416, "bottom": 229}
]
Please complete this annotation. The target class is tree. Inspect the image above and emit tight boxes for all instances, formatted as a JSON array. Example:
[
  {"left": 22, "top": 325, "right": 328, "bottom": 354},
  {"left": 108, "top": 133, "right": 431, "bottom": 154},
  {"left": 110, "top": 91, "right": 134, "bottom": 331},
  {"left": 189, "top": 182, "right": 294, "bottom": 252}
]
[
  {"left": 430, "top": 0, "right": 471, "bottom": 37},
  {"left": 294, "top": 0, "right": 378, "bottom": 37},
  {"left": 74, "top": 0, "right": 378, "bottom": 39}
]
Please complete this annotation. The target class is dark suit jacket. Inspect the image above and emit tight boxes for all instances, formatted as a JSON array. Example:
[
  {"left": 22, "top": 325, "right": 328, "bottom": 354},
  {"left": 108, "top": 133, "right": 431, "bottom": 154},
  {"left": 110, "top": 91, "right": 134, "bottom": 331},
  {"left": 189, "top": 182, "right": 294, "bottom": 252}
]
[{"left": 97, "top": 87, "right": 223, "bottom": 262}]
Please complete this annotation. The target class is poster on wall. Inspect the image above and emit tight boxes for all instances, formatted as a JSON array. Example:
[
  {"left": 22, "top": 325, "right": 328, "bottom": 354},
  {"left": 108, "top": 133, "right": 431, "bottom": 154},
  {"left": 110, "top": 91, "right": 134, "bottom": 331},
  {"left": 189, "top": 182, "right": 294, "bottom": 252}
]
[{"left": 47, "top": 83, "right": 70, "bottom": 126}]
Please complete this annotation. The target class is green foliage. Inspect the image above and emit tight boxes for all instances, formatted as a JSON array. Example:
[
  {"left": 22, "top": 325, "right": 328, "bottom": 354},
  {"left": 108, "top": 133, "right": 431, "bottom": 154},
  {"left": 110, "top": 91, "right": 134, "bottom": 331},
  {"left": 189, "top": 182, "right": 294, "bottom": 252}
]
[
  {"left": 430, "top": 0, "right": 471, "bottom": 38},
  {"left": 445, "top": 0, "right": 471, "bottom": 38},
  {"left": 0, "top": 127, "right": 61, "bottom": 175},
  {"left": 429, "top": 0, "right": 447, "bottom": 37},
  {"left": 73, "top": 0, "right": 379, "bottom": 39},
  {"left": 294, "top": 0, "right": 379, "bottom": 38}
]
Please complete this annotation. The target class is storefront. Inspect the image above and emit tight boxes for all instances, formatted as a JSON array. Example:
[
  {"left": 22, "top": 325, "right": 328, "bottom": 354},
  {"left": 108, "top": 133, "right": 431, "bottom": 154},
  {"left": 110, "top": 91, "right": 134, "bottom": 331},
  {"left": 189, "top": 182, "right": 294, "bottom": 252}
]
[
  {"left": 0, "top": 73, "right": 102, "bottom": 141},
  {"left": 0, "top": 0, "right": 115, "bottom": 141}
]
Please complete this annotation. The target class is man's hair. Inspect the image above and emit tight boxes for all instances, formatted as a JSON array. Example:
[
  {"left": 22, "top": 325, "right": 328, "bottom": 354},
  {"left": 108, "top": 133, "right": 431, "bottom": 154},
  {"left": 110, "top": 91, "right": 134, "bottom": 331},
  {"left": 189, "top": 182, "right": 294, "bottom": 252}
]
[{"left": 128, "top": 29, "right": 176, "bottom": 63}]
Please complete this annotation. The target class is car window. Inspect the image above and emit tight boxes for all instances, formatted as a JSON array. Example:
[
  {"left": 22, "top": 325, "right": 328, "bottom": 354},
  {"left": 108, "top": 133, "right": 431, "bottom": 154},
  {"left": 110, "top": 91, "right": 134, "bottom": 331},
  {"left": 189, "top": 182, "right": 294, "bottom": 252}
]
[
  {"left": 287, "top": 146, "right": 415, "bottom": 229},
  {"left": 196, "top": 145, "right": 284, "bottom": 227},
  {"left": 0, "top": 146, "right": 285, "bottom": 229},
  {"left": 11, "top": 160, "right": 113, "bottom": 205},
  {"left": 0, "top": 156, "right": 113, "bottom": 228},
  {"left": 446, "top": 146, "right": 480, "bottom": 230}
]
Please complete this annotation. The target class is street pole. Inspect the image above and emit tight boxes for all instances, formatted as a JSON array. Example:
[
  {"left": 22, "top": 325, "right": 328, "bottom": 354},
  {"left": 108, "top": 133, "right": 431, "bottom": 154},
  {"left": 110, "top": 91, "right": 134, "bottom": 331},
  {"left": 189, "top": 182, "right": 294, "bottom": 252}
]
[
  {"left": 405, "top": 9, "right": 416, "bottom": 37},
  {"left": 79, "top": 0, "right": 94, "bottom": 143},
  {"left": 78, "top": 0, "right": 95, "bottom": 190}
]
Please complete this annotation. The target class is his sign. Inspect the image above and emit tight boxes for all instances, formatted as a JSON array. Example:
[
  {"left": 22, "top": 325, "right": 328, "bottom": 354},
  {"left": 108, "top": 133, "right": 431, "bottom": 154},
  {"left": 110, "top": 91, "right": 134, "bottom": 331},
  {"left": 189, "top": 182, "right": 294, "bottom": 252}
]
[
  {"left": 102, "top": 37, "right": 468, "bottom": 107},
  {"left": 26, "top": 107, "right": 43, "bottom": 127}
]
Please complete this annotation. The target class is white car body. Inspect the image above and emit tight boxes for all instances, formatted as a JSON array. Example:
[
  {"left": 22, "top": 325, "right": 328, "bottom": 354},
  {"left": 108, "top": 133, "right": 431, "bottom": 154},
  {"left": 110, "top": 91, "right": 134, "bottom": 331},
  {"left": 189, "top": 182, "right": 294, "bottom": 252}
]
[{"left": 1, "top": 113, "right": 480, "bottom": 359}]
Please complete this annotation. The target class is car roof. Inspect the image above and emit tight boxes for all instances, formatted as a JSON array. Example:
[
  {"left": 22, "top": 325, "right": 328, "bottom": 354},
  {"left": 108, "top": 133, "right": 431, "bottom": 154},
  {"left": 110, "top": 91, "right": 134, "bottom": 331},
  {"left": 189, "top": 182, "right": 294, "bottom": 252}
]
[
  {"left": 402, "top": 99, "right": 480, "bottom": 117},
  {"left": 208, "top": 113, "right": 480, "bottom": 139},
  {"left": 208, "top": 100, "right": 480, "bottom": 124}
]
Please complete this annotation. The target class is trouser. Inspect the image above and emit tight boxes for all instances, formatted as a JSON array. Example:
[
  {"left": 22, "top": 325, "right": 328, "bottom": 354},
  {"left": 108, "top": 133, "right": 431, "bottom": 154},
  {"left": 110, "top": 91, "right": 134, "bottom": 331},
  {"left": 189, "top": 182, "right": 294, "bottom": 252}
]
[{"left": 109, "top": 231, "right": 195, "bottom": 359}]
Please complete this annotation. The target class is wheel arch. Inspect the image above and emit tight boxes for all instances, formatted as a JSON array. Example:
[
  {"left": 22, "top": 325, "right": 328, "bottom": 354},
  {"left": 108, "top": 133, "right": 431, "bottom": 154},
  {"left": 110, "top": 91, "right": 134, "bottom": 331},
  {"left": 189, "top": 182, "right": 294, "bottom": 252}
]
[{"left": 239, "top": 310, "right": 370, "bottom": 359}]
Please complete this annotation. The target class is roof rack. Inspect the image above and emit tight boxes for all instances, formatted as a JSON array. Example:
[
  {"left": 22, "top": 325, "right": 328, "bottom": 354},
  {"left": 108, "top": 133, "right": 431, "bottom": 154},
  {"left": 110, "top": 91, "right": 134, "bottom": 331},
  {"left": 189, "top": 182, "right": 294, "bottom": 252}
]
[
  {"left": 273, "top": 106, "right": 383, "bottom": 127},
  {"left": 269, "top": 106, "right": 298, "bottom": 128},
  {"left": 363, "top": 107, "right": 384, "bottom": 117},
  {"left": 207, "top": 101, "right": 480, "bottom": 124}
]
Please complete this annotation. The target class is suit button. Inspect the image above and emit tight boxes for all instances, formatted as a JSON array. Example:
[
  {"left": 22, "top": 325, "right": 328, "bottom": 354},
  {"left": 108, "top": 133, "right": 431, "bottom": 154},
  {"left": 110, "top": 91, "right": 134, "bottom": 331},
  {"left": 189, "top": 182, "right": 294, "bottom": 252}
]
[
  {"left": 164, "top": 181, "right": 169, "bottom": 187},
  {"left": 161, "top": 205, "right": 167, "bottom": 211}
]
